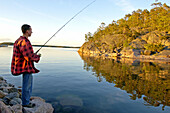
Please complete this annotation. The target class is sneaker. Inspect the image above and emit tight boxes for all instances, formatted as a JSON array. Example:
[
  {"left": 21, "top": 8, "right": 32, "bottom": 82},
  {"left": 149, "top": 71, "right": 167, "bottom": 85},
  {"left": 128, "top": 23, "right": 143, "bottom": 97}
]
[{"left": 22, "top": 103, "right": 35, "bottom": 108}]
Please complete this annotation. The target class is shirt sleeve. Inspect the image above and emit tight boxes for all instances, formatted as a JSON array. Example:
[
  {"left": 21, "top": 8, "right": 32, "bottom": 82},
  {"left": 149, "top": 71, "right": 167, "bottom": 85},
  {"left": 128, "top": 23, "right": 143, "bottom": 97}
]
[{"left": 19, "top": 39, "right": 40, "bottom": 63}]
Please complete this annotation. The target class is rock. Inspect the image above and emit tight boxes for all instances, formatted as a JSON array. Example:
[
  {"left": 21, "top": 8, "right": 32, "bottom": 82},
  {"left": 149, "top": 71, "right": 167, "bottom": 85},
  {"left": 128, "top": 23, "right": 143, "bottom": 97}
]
[
  {"left": 3, "top": 92, "right": 20, "bottom": 104},
  {"left": 129, "top": 38, "right": 147, "bottom": 49},
  {"left": 8, "top": 83, "right": 14, "bottom": 87},
  {"left": 8, "top": 87, "right": 18, "bottom": 93},
  {"left": 101, "top": 54, "right": 109, "bottom": 57},
  {"left": 56, "top": 95, "right": 83, "bottom": 107},
  {"left": 0, "top": 76, "right": 4, "bottom": 81},
  {"left": 144, "top": 50, "right": 152, "bottom": 55},
  {"left": 11, "top": 104, "right": 22, "bottom": 113},
  {"left": 5, "top": 92, "right": 20, "bottom": 99},
  {"left": 154, "top": 101, "right": 160, "bottom": 107},
  {"left": 30, "top": 97, "right": 45, "bottom": 102},
  {"left": 121, "top": 49, "right": 141, "bottom": 58},
  {"left": 165, "top": 38, "right": 170, "bottom": 46},
  {"left": 109, "top": 53, "right": 118, "bottom": 57},
  {"left": 9, "top": 98, "right": 22, "bottom": 106},
  {"left": 24, "top": 97, "right": 54, "bottom": 113},
  {"left": 3, "top": 88, "right": 9, "bottom": 93},
  {"left": 156, "top": 49, "right": 170, "bottom": 58},
  {"left": 0, "top": 82, "right": 8, "bottom": 87},
  {"left": 63, "top": 106, "right": 73, "bottom": 112},
  {"left": 0, "top": 101, "right": 12, "bottom": 113},
  {"left": 0, "top": 77, "right": 54, "bottom": 113},
  {"left": 0, "top": 90, "right": 6, "bottom": 98}
]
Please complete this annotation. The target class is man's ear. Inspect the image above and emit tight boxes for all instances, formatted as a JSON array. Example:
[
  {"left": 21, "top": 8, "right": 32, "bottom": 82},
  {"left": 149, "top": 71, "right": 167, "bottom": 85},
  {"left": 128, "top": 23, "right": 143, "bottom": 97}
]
[{"left": 25, "top": 30, "right": 28, "bottom": 34}]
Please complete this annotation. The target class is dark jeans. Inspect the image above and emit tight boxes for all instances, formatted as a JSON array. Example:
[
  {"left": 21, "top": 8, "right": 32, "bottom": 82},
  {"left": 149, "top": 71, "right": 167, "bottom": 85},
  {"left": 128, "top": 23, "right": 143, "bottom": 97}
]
[{"left": 22, "top": 73, "right": 33, "bottom": 105}]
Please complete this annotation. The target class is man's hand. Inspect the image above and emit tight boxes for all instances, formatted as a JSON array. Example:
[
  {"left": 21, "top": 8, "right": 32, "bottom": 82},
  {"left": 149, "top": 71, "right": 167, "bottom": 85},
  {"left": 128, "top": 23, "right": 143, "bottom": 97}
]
[{"left": 38, "top": 53, "right": 41, "bottom": 57}]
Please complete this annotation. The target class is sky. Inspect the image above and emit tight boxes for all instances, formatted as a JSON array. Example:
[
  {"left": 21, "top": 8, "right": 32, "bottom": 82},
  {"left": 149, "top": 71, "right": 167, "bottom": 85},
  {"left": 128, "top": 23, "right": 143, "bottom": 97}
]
[{"left": 0, "top": 0, "right": 169, "bottom": 47}]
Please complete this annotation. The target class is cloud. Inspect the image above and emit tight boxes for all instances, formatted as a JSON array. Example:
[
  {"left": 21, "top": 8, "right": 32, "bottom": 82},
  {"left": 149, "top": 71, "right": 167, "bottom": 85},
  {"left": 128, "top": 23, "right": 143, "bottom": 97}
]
[{"left": 109, "top": 0, "right": 135, "bottom": 12}]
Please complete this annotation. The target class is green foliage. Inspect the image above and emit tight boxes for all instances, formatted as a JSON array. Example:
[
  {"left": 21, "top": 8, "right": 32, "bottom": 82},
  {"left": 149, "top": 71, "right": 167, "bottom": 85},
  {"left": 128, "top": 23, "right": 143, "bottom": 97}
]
[
  {"left": 160, "top": 35, "right": 169, "bottom": 40},
  {"left": 85, "top": 32, "right": 93, "bottom": 42},
  {"left": 123, "top": 39, "right": 129, "bottom": 47},
  {"left": 144, "top": 43, "right": 164, "bottom": 52},
  {"left": 84, "top": 2, "right": 169, "bottom": 53}
]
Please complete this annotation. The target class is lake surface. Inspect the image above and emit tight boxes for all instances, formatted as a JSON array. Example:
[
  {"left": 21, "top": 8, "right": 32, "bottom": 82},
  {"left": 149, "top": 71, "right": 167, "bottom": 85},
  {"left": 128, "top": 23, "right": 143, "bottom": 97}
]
[{"left": 0, "top": 47, "right": 170, "bottom": 113}]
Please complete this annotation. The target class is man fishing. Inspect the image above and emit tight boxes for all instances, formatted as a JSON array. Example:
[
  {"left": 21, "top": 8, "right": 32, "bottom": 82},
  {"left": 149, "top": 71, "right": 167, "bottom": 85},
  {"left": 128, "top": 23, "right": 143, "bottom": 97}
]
[
  {"left": 10, "top": 0, "right": 95, "bottom": 108},
  {"left": 11, "top": 24, "right": 41, "bottom": 107}
]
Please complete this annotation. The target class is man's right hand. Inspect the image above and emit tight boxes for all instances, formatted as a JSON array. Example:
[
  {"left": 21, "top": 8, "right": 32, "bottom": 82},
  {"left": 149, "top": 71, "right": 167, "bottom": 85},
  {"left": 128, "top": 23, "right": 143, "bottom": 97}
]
[{"left": 38, "top": 53, "right": 41, "bottom": 57}]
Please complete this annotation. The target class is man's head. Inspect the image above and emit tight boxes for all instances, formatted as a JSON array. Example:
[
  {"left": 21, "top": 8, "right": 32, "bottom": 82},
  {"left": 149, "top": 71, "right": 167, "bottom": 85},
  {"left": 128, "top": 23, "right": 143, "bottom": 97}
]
[{"left": 21, "top": 24, "right": 32, "bottom": 37}]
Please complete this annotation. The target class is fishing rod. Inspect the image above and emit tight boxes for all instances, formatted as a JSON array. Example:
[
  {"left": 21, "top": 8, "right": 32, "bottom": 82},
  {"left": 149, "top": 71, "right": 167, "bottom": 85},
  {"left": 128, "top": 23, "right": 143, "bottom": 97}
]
[{"left": 35, "top": 0, "right": 96, "bottom": 54}]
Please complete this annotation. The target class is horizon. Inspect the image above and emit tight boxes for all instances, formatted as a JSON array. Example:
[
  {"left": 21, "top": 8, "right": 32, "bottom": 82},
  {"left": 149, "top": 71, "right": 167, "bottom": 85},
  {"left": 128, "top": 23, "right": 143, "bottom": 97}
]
[{"left": 0, "top": 0, "right": 169, "bottom": 46}]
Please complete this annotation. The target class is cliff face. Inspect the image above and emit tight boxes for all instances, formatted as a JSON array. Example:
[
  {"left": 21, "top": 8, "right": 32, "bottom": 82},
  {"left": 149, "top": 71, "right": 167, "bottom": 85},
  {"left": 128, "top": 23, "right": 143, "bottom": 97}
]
[{"left": 78, "top": 31, "right": 170, "bottom": 60}]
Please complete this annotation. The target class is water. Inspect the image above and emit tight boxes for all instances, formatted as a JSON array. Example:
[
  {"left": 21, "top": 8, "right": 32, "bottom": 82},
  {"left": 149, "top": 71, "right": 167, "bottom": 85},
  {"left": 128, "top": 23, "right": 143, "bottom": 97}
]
[{"left": 0, "top": 47, "right": 170, "bottom": 113}]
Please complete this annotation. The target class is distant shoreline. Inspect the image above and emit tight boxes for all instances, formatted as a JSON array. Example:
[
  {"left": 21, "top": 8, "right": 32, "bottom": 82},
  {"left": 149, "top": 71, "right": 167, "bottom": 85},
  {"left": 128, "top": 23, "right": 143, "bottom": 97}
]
[{"left": 0, "top": 42, "right": 80, "bottom": 49}]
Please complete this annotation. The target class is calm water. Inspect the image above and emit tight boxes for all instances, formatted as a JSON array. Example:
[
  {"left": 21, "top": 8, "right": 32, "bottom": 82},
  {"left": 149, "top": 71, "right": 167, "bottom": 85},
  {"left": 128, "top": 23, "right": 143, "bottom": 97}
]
[{"left": 0, "top": 47, "right": 170, "bottom": 113}]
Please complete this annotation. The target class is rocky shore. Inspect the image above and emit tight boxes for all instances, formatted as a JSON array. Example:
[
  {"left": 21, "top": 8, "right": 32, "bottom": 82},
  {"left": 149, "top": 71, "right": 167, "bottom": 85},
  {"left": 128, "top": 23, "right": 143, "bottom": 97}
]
[
  {"left": 78, "top": 32, "right": 170, "bottom": 62},
  {"left": 0, "top": 76, "right": 54, "bottom": 113}
]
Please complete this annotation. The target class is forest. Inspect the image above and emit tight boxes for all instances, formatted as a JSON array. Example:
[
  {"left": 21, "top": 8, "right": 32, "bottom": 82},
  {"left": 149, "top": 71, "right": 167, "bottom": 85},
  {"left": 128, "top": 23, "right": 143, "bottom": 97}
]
[{"left": 84, "top": 2, "right": 170, "bottom": 53}]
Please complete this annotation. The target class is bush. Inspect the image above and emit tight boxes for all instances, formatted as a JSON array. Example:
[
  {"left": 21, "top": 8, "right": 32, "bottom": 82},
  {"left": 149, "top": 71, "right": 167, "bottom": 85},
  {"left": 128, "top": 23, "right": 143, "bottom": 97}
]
[{"left": 144, "top": 43, "right": 164, "bottom": 52}]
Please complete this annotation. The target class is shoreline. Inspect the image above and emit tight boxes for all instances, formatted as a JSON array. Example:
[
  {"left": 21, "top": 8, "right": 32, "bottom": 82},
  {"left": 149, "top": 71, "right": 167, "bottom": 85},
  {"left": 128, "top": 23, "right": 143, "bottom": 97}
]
[
  {"left": 0, "top": 42, "right": 80, "bottom": 49},
  {"left": 78, "top": 50, "right": 170, "bottom": 63},
  {"left": 0, "top": 76, "right": 54, "bottom": 113}
]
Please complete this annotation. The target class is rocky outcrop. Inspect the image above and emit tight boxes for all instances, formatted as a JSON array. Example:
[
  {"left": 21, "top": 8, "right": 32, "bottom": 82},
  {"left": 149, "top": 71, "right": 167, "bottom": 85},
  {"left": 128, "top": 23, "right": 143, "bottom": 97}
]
[
  {"left": 78, "top": 31, "right": 170, "bottom": 61},
  {"left": 0, "top": 76, "right": 54, "bottom": 113}
]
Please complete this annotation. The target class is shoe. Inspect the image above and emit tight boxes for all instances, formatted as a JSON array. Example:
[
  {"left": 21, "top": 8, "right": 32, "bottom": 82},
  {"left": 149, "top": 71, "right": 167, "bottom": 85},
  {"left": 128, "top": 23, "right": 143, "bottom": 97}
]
[{"left": 22, "top": 103, "right": 35, "bottom": 108}]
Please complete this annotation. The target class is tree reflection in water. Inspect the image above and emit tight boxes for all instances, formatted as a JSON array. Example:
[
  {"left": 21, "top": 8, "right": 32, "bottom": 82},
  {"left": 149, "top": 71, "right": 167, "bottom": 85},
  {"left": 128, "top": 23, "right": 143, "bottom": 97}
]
[{"left": 79, "top": 53, "right": 170, "bottom": 110}]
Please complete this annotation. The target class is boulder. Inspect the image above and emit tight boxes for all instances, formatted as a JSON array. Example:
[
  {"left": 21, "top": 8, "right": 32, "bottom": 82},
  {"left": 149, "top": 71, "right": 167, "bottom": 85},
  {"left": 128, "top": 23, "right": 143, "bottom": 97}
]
[
  {"left": 144, "top": 50, "right": 152, "bottom": 55},
  {"left": 0, "top": 90, "right": 6, "bottom": 98},
  {"left": 121, "top": 49, "right": 141, "bottom": 58},
  {"left": 9, "top": 98, "right": 22, "bottom": 106},
  {"left": 0, "top": 101, "right": 12, "bottom": 113},
  {"left": 23, "top": 97, "right": 54, "bottom": 113},
  {"left": 155, "top": 50, "right": 170, "bottom": 58},
  {"left": 129, "top": 38, "right": 147, "bottom": 49},
  {"left": 11, "top": 104, "right": 22, "bottom": 113},
  {"left": 164, "top": 38, "right": 170, "bottom": 46},
  {"left": 8, "top": 87, "right": 18, "bottom": 93},
  {"left": 0, "top": 76, "right": 4, "bottom": 81},
  {"left": 0, "top": 77, "right": 54, "bottom": 113}
]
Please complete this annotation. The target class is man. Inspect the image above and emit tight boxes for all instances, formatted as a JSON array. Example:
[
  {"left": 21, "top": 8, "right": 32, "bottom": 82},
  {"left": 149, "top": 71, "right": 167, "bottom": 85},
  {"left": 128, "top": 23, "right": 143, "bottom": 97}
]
[{"left": 11, "top": 24, "right": 41, "bottom": 107}]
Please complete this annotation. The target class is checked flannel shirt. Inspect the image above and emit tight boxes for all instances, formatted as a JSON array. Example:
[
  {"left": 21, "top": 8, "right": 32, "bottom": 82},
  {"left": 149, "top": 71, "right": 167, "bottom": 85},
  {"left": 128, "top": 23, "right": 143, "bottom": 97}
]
[{"left": 11, "top": 36, "right": 40, "bottom": 75}]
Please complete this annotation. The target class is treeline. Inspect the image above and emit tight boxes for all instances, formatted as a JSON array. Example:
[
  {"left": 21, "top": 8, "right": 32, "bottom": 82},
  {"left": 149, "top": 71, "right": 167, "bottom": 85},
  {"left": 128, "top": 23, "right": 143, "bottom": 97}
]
[
  {"left": 0, "top": 42, "right": 14, "bottom": 45},
  {"left": 85, "top": 2, "right": 170, "bottom": 43}
]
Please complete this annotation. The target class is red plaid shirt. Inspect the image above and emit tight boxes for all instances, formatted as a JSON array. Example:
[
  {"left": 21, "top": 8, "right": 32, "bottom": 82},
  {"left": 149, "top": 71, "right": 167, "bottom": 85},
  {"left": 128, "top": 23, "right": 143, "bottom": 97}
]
[{"left": 11, "top": 36, "right": 40, "bottom": 75}]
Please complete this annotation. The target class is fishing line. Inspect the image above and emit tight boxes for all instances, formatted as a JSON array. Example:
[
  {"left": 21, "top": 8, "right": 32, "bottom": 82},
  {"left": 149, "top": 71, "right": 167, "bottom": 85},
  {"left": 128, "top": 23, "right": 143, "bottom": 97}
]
[{"left": 35, "top": 0, "right": 96, "bottom": 54}]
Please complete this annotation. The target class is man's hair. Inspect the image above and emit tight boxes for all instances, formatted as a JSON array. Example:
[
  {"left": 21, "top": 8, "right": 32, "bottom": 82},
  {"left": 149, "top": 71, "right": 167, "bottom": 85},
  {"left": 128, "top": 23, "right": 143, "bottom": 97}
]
[{"left": 21, "top": 24, "right": 31, "bottom": 34}]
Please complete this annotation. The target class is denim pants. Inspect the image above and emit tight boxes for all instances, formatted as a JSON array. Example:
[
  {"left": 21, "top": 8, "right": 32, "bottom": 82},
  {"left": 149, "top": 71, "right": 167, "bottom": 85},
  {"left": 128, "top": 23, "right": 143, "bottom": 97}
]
[{"left": 22, "top": 73, "right": 33, "bottom": 105}]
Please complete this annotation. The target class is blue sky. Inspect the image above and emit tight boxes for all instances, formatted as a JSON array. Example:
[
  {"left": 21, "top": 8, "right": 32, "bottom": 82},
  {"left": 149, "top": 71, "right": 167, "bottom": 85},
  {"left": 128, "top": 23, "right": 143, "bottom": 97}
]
[{"left": 0, "top": 0, "right": 169, "bottom": 46}]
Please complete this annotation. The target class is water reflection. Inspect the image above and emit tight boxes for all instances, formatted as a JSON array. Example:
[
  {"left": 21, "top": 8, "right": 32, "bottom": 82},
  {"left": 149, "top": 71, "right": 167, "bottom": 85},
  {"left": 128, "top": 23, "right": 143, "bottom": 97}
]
[{"left": 79, "top": 53, "right": 170, "bottom": 110}]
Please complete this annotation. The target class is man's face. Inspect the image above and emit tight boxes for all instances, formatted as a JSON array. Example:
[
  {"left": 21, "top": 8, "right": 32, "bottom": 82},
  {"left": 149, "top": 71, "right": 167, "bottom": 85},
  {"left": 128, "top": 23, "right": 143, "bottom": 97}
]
[{"left": 27, "top": 27, "right": 33, "bottom": 37}]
